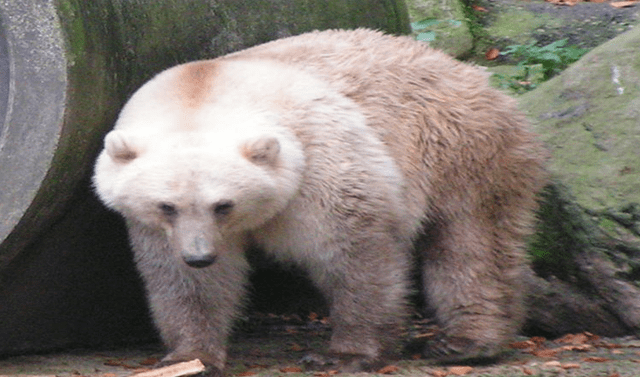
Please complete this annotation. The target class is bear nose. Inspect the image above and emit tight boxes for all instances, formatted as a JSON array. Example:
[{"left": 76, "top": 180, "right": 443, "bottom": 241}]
[{"left": 183, "top": 254, "right": 217, "bottom": 268}]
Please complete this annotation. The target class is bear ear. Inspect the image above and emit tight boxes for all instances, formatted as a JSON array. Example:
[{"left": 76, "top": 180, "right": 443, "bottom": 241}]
[
  {"left": 104, "top": 130, "right": 139, "bottom": 163},
  {"left": 240, "top": 136, "right": 280, "bottom": 166}
]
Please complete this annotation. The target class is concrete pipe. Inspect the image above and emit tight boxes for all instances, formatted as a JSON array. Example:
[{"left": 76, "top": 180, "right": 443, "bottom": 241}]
[
  {"left": 0, "top": 0, "right": 410, "bottom": 269},
  {"left": 0, "top": 0, "right": 410, "bottom": 354}
]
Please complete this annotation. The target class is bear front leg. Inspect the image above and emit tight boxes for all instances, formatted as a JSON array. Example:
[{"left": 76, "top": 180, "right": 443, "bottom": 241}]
[
  {"left": 132, "top": 231, "right": 250, "bottom": 374},
  {"left": 419, "top": 217, "right": 526, "bottom": 363},
  {"left": 305, "top": 234, "right": 411, "bottom": 372}
]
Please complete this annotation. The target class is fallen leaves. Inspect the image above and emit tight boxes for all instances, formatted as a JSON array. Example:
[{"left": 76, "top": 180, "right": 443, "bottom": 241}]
[
  {"left": 279, "top": 366, "right": 303, "bottom": 373},
  {"left": 429, "top": 366, "right": 474, "bottom": 376},
  {"left": 312, "top": 371, "right": 339, "bottom": 377},
  {"left": 377, "top": 365, "right": 400, "bottom": 374},
  {"left": 501, "top": 332, "right": 640, "bottom": 376},
  {"left": 583, "top": 356, "right": 610, "bottom": 362},
  {"left": 545, "top": 0, "right": 639, "bottom": 7},
  {"left": 610, "top": 0, "right": 639, "bottom": 7},
  {"left": 485, "top": 48, "right": 500, "bottom": 61}
]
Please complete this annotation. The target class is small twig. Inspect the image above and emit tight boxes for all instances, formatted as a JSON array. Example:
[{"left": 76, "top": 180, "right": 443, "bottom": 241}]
[{"left": 131, "top": 359, "right": 206, "bottom": 377}]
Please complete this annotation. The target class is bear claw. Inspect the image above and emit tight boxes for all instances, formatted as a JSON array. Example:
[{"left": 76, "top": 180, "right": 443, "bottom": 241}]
[
  {"left": 300, "top": 352, "right": 384, "bottom": 373},
  {"left": 422, "top": 335, "right": 503, "bottom": 365}
]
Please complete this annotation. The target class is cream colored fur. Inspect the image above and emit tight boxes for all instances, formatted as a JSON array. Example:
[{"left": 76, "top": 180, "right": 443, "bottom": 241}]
[{"left": 93, "top": 29, "right": 546, "bottom": 373}]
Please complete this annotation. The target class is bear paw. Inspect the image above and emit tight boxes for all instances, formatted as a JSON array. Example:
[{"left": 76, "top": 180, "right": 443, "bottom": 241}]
[
  {"left": 299, "top": 352, "right": 384, "bottom": 373},
  {"left": 421, "top": 335, "right": 505, "bottom": 364}
]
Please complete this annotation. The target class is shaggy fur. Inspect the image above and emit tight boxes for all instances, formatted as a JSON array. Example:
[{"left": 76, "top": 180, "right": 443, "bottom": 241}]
[{"left": 93, "top": 29, "right": 546, "bottom": 373}]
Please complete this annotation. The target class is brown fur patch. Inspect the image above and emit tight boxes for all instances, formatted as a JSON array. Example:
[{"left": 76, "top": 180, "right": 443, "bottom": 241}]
[{"left": 174, "top": 61, "right": 218, "bottom": 108}]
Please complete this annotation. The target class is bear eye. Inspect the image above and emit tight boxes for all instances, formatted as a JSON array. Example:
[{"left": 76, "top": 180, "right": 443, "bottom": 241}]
[
  {"left": 213, "top": 200, "right": 234, "bottom": 216},
  {"left": 159, "top": 203, "right": 178, "bottom": 217}
]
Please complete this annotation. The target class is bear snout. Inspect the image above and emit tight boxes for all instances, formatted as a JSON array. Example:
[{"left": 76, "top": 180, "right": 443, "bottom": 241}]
[
  {"left": 183, "top": 254, "right": 217, "bottom": 268},
  {"left": 177, "top": 232, "right": 217, "bottom": 268}
]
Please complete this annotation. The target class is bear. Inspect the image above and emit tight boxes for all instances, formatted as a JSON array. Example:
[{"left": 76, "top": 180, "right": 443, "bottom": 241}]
[{"left": 93, "top": 29, "right": 547, "bottom": 375}]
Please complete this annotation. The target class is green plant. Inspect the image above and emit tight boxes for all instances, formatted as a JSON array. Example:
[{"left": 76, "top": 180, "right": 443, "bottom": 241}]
[
  {"left": 501, "top": 39, "right": 589, "bottom": 80},
  {"left": 411, "top": 18, "right": 463, "bottom": 42}
]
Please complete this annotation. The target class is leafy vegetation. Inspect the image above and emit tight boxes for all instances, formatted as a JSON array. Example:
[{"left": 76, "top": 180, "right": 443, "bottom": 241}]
[{"left": 495, "top": 39, "right": 589, "bottom": 93}]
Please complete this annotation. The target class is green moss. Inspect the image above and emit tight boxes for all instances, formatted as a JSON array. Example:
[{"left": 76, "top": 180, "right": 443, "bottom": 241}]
[
  {"left": 528, "top": 185, "right": 580, "bottom": 279},
  {"left": 55, "top": 0, "right": 86, "bottom": 65},
  {"left": 486, "top": 11, "right": 542, "bottom": 43},
  {"left": 519, "top": 28, "right": 640, "bottom": 212}
]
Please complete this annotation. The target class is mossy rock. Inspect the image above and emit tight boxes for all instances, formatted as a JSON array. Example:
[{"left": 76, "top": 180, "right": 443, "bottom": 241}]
[
  {"left": 405, "top": 0, "right": 473, "bottom": 57},
  {"left": 520, "top": 26, "right": 640, "bottom": 213},
  {"left": 519, "top": 28, "right": 640, "bottom": 337}
]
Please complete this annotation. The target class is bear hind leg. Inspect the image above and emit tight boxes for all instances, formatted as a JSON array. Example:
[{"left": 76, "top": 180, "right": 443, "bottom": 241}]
[{"left": 419, "top": 215, "right": 527, "bottom": 363}]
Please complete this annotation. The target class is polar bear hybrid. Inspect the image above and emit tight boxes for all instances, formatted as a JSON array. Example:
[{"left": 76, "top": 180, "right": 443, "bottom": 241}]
[{"left": 93, "top": 29, "right": 546, "bottom": 375}]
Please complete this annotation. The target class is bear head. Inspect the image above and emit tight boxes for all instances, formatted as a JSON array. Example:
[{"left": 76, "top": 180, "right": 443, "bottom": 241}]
[{"left": 93, "top": 62, "right": 306, "bottom": 268}]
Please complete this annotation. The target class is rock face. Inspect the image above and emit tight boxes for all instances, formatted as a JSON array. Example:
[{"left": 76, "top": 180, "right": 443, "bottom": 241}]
[
  {"left": 521, "top": 26, "right": 640, "bottom": 212},
  {"left": 519, "top": 26, "right": 640, "bottom": 338},
  {"left": 0, "top": 0, "right": 409, "bottom": 355}
]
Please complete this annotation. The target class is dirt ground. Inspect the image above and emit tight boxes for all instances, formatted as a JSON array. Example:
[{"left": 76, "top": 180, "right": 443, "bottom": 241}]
[{"left": 2, "top": 314, "right": 640, "bottom": 377}]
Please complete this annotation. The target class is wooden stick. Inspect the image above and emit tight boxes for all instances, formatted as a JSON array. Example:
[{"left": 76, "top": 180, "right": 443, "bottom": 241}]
[{"left": 131, "top": 359, "right": 206, "bottom": 377}]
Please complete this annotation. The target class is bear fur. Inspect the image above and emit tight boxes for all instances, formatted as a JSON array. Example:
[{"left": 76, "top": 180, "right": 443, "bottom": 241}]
[{"left": 93, "top": 29, "right": 547, "bottom": 373}]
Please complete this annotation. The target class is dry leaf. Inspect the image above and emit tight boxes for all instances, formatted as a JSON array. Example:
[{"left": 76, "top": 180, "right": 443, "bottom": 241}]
[
  {"left": 530, "top": 336, "right": 546, "bottom": 345},
  {"left": 289, "top": 343, "right": 305, "bottom": 352},
  {"left": 308, "top": 312, "right": 319, "bottom": 321},
  {"left": 377, "top": 365, "right": 400, "bottom": 374},
  {"left": 472, "top": 4, "right": 489, "bottom": 11},
  {"left": 485, "top": 48, "right": 500, "bottom": 60},
  {"left": 532, "top": 348, "right": 559, "bottom": 358},
  {"left": 584, "top": 332, "right": 599, "bottom": 341},
  {"left": 583, "top": 356, "right": 610, "bottom": 362},
  {"left": 560, "top": 344, "right": 593, "bottom": 352},
  {"left": 431, "top": 370, "right": 448, "bottom": 377},
  {"left": 543, "top": 361, "right": 562, "bottom": 368},
  {"left": 610, "top": 0, "right": 638, "bottom": 7},
  {"left": 510, "top": 340, "right": 536, "bottom": 350},
  {"left": 236, "top": 372, "right": 256, "bottom": 377},
  {"left": 609, "top": 374, "right": 621, "bottom": 377},
  {"left": 546, "top": 0, "right": 580, "bottom": 6},
  {"left": 555, "top": 333, "right": 588, "bottom": 344},
  {"left": 522, "top": 367, "right": 534, "bottom": 375},
  {"left": 280, "top": 366, "right": 303, "bottom": 373},
  {"left": 561, "top": 363, "right": 581, "bottom": 369},
  {"left": 140, "top": 358, "right": 160, "bottom": 366},
  {"left": 247, "top": 364, "right": 268, "bottom": 369},
  {"left": 448, "top": 366, "right": 474, "bottom": 375}
]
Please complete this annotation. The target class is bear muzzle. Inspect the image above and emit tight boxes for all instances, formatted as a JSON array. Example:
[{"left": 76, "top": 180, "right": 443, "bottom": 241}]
[{"left": 177, "top": 232, "right": 217, "bottom": 268}]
